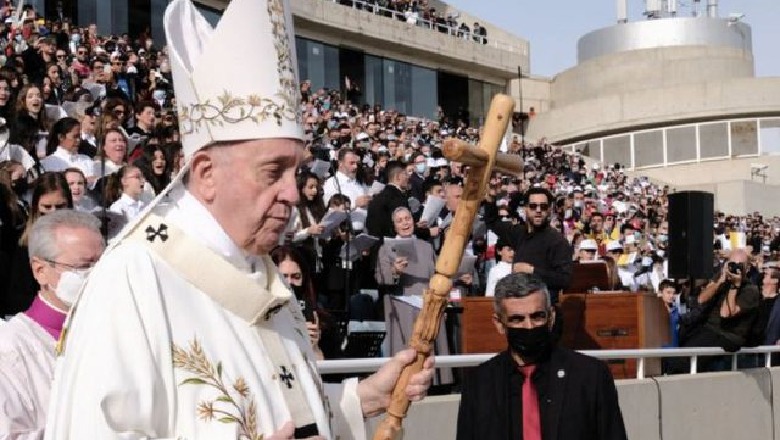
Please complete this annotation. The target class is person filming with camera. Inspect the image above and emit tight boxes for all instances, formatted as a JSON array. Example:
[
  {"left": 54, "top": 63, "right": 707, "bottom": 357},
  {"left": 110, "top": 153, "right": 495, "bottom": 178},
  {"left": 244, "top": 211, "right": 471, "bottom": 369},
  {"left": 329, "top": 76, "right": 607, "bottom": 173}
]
[{"left": 681, "top": 249, "right": 760, "bottom": 371}]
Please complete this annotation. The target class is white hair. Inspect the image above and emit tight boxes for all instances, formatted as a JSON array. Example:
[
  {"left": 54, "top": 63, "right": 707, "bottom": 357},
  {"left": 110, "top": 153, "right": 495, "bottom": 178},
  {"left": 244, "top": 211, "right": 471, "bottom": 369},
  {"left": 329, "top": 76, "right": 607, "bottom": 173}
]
[{"left": 28, "top": 210, "right": 102, "bottom": 262}]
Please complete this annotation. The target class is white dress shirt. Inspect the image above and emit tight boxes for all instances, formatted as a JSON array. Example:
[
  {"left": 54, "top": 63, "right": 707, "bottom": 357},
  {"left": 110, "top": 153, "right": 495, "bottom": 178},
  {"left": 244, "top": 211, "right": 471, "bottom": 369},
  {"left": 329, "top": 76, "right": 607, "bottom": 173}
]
[
  {"left": 109, "top": 193, "right": 148, "bottom": 225},
  {"left": 485, "top": 261, "right": 513, "bottom": 297},
  {"left": 40, "top": 146, "right": 94, "bottom": 178},
  {"left": 322, "top": 171, "right": 369, "bottom": 231}
]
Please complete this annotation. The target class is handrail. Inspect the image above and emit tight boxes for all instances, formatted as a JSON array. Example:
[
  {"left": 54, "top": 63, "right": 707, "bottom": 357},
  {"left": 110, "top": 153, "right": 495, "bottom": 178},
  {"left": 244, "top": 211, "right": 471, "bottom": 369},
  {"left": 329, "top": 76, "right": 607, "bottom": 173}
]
[
  {"left": 323, "top": 0, "right": 525, "bottom": 54},
  {"left": 317, "top": 346, "right": 780, "bottom": 379}
]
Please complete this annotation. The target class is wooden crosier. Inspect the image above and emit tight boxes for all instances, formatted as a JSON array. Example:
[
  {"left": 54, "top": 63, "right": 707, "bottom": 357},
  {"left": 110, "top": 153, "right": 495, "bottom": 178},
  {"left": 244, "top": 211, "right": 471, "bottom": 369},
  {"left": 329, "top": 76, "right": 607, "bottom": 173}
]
[{"left": 372, "top": 94, "right": 518, "bottom": 440}]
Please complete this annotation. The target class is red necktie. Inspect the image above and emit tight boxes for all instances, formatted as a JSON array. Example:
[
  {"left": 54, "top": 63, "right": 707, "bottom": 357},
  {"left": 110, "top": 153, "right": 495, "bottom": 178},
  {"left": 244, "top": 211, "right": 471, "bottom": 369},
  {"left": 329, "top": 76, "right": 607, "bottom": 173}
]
[{"left": 522, "top": 365, "right": 542, "bottom": 440}]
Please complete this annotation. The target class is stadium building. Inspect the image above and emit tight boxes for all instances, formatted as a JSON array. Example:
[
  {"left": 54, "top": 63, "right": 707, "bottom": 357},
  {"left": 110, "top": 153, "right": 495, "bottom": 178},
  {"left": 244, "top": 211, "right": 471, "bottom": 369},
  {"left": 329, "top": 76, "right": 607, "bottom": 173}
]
[{"left": 28, "top": 0, "right": 780, "bottom": 214}]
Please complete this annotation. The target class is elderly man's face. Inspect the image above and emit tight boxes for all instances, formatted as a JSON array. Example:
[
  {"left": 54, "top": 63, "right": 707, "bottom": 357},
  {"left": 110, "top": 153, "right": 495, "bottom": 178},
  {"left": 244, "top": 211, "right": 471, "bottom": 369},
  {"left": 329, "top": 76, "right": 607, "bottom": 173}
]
[
  {"left": 206, "top": 139, "right": 302, "bottom": 256},
  {"left": 31, "top": 225, "right": 104, "bottom": 310}
]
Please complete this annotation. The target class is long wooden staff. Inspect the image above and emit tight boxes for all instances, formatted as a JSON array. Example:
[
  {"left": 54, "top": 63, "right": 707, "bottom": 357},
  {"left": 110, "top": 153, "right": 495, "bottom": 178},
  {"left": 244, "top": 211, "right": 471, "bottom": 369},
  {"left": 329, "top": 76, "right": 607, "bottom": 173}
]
[{"left": 373, "top": 94, "right": 517, "bottom": 440}]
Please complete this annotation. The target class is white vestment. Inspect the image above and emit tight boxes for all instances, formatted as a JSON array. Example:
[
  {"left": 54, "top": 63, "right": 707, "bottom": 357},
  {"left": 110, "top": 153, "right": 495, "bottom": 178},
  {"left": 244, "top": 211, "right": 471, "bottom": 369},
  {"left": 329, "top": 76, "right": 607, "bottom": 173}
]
[
  {"left": 0, "top": 311, "right": 60, "bottom": 439},
  {"left": 45, "top": 190, "right": 365, "bottom": 439}
]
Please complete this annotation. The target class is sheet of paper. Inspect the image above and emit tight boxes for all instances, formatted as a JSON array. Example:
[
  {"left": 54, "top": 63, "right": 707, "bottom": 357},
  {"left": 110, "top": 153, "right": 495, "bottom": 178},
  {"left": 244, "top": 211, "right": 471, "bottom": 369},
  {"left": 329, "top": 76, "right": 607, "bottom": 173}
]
[
  {"left": 350, "top": 208, "right": 367, "bottom": 229},
  {"left": 317, "top": 210, "right": 347, "bottom": 237},
  {"left": 340, "top": 233, "right": 379, "bottom": 261},
  {"left": 384, "top": 237, "right": 418, "bottom": 263},
  {"left": 369, "top": 181, "right": 385, "bottom": 195},
  {"left": 308, "top": 159, "right": 331, "bottom": 179},
  {"left": 394, "top": 294, "right": 424, "bottom": 309},
  {"left": 45, "top": 105, "right": 66, "bottom": 121},
  {"left": 456, "top": 255, "right": 478, "bottom": 276},
  {"left": 420, "top": 196, "right": 445, "bottom": 226}
]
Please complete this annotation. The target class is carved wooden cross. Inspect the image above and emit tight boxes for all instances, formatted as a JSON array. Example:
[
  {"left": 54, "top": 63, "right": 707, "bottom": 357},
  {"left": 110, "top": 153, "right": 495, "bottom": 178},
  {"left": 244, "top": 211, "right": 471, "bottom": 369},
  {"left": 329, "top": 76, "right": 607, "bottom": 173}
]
[{"left": 373, "top": 94, "right": 521, "bottom": 440}]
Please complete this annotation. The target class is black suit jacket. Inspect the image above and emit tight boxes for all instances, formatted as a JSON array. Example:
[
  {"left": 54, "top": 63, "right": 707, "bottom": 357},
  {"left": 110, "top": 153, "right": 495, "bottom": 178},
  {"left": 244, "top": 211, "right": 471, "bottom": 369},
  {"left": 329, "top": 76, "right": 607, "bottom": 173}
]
[
  {"left": 457, "top": 349, "right": 627, "bottom": 440},
  {"left": 365, "top": 184, "right": 409, "bottom": 239}
]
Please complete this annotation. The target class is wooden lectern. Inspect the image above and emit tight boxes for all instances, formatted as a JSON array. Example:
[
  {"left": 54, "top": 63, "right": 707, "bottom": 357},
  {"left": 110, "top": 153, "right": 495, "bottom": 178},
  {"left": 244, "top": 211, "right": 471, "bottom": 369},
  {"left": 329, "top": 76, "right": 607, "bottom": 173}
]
[{"left": 461, "top": 293, "right": 671, "bottom": 379}]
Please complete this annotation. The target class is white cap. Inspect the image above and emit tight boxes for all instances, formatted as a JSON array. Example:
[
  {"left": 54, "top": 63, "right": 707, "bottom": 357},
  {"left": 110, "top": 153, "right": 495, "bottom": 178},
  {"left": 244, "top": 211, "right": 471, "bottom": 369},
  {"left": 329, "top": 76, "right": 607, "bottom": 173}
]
[
  {"left": 578, "top": 239, "right": 598, "bottom": 251},
  {"left": 606, "top": 241, "right": 623, "bottom": 252},
  {"left": 165, "top": 0, "right": 303, "bottom": 161}
]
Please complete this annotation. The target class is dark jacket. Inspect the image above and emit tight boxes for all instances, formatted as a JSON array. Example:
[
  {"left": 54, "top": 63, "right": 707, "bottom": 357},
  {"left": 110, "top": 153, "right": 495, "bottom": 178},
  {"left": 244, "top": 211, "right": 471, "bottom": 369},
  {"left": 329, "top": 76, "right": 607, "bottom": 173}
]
[
  {"left": 365, "top": 184, "right": 409, "bottom": 239},
  {"left": 485, "top": 202, "right": 573, "bottom": 301},
  {"left": 457, "top": 349, "right": 627, "bottom": 440}
]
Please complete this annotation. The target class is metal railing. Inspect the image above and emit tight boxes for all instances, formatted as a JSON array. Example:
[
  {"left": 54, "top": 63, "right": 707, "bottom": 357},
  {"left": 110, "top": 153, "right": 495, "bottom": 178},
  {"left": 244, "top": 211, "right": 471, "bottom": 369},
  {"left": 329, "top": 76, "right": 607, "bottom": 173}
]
[
  {"left": 324, "top": 0, "right": 525, "bottom": 54},
  {"left": 318, "top": 346, "right": 780, "bottom": 379}
]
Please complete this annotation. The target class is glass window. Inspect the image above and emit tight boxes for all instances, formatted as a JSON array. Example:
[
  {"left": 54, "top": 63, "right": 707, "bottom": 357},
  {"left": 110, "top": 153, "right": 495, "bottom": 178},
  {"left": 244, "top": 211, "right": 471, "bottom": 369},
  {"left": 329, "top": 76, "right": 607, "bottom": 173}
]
[
  {"left": 633, "top": 130, "right": 664, "bottom": 168},
  {"left": 666, "top": 126, "right": 697, "bottom": 163},
  {"left": 759, "top": 118, "right": 780, "bottom": 154},
  {"left": 295, "top": 38, "right": 340, "bottom": 92},
  {"left": 383, "top": 60, "right": 412, "bottom": 114},
  {"left": 699, "top": 122, "right": 729, "bottom": 158},
  {"left": 602, "top": 135, "right": 630, "bottom": 169},
  {"left": 468, "top": 79, "right": 484, "bottom": 126},
  {"left": 364, "top": 55, "right": 384, "bottom": 107},
  {"left": 730, "top": 120, "right": 758, "bottom": 156},
  {"left": 411, "top": 66, "right": 437, "bottom": 119}
]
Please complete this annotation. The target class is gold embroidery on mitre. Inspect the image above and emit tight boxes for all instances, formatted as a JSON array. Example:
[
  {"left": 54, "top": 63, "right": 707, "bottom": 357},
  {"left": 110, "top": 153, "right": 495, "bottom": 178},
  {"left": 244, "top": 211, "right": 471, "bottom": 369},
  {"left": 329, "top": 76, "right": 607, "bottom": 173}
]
[
  {"left": 176, "top": 0, "right": 302, "bottom": 135},
  {"left": 177, "top": 91, "right": 297, "bottom": 135},
  {"left": 267, "top": 0, "right": 300, "bottom": 121},
  {"left": 172, "top": 338, "right": 261, "bottom": 439}
]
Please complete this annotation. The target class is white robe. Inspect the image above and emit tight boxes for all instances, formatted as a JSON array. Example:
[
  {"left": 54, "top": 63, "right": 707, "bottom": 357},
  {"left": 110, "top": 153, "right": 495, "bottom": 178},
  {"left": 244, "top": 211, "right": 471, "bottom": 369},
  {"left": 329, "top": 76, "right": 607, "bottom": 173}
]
[
  {"left": 44, "top": 191, "right": 365, "bottom": 439},
  {"left": 0, "top": 315, "right": 57, "bottom": 439}
]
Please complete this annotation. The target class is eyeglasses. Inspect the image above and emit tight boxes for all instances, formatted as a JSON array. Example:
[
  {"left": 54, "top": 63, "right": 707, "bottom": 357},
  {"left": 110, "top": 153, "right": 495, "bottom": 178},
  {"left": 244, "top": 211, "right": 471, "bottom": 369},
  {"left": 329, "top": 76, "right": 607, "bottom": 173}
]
[
  {"left": 77, "top": 50, "right": 87, "bottom": 55},
  {"left": 282, "top": 272, "right": 302, "bottom": 281},
  {"left": 527, "top": 203, "right": 549, "bottom": 211},
  {"left": 502, "top": 310, "right": 549, "bottom": 327},
  {"left": 56, "top": 54, "right": 66, "bottom": 59},
  {"left": 45, "top": 259, "right": 95, "bottom": 271}
]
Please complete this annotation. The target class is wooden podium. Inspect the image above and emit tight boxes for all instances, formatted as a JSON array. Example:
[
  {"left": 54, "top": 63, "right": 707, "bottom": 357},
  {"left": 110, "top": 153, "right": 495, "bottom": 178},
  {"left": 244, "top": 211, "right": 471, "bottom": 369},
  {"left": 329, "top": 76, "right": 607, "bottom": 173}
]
[{"left": 461, "top": 293, "right": 671, "bottom": 379}]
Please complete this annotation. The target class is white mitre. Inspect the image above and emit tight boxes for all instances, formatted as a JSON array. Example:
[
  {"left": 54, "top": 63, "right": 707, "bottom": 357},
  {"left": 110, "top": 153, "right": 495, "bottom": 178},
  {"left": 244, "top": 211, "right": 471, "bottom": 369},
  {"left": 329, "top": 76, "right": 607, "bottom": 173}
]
[
  {"left": 108, "top": 0, "right": 303, "bottom": 246},
  {"left": 165, "top": 0, "right": 303, "bottom": 159}
]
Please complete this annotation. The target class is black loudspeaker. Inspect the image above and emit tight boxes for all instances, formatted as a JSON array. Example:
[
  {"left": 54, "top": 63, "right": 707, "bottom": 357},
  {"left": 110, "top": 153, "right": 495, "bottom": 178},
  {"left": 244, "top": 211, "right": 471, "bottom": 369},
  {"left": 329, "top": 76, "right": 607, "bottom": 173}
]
[{"left": 668, "top": 191, "right": 714, "bottom": 280}]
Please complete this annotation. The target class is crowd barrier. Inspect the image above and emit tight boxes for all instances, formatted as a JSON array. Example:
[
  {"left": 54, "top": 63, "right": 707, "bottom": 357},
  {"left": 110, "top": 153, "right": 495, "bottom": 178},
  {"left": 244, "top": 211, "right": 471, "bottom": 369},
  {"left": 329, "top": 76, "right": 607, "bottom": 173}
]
[{"left": 319, "top": 347, "right": 780, "bottom": 440}]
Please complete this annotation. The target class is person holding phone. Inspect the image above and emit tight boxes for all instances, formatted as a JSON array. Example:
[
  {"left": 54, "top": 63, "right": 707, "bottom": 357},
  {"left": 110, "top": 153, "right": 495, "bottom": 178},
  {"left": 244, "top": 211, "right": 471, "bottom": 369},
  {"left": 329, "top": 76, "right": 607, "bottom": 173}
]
[
  {"left": 680, "top": 249, "right": 761, "bottom": 371},
  {"left": 272, "top": 245, "right": 340, "bottom": 361}
]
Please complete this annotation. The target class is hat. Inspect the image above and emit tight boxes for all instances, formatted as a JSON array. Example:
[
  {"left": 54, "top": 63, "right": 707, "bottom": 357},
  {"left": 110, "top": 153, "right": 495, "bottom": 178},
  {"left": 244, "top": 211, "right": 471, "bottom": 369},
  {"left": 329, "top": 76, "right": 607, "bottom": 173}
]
[
  {"left": 578, "top": 239, "right": 598, "bottom": 252},
  {"left": 165, "top": 0, "right": 303, "bottom": 161},
  {"left": 606, "top": 241, "right": 623, "bottom": 252}
]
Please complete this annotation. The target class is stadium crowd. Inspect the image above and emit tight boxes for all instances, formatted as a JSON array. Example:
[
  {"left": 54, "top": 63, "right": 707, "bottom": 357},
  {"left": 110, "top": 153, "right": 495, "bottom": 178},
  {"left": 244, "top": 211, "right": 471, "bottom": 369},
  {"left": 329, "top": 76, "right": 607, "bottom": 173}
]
[
  {"left": 334, "top": 0, "right": 488, "bottom": 44},
  {"left": 0, "top": 5, "right": 779, "bottom": 369}
]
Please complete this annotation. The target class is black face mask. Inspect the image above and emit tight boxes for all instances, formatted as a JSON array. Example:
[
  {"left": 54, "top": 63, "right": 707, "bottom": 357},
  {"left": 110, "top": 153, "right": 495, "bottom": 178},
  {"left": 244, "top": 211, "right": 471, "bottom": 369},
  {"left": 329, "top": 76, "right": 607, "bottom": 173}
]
[
  {"left": 11, "top": 178, "right": 28, "bottom": 196},
  {"left": 506, "top": 325, "right": 553, "bottom": 364},
  {"left": 290, "top": 284, "right": 305, "bottom": 301}
]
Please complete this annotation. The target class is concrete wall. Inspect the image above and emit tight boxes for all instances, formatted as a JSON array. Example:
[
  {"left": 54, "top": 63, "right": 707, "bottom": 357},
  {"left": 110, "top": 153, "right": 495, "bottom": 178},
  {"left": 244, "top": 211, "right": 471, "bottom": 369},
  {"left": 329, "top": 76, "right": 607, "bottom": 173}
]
[
  {"left": 509, "top": 76, "right": 553, "bottom": 115},
  {"left": 195, "top": 0, "right": 526, "bottom": 84},
  {"left": 291, "top": 0, "right": 524, "bottom": 83},
  {"left": 528, "top": 76, "right": 780, "bottom": 144},
  {"left": 551, "top": 46, "right": 754, "bottom": 108},
  {"left": 362, "top": 368, "right": 780, "bottom": 440}
]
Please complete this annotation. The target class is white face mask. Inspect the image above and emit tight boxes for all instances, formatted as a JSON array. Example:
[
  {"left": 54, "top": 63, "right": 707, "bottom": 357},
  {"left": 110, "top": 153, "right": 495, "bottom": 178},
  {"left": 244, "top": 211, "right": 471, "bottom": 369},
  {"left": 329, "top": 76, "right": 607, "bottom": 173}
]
[{"left": 54, "top": 269, "right": 91, "bottom": 307}]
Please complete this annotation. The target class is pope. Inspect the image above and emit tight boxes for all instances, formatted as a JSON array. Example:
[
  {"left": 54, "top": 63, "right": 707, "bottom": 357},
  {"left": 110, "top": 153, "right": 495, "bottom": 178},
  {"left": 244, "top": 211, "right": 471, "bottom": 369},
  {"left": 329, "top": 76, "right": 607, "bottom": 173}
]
[{"left": 43, "top": 0, "right": 433, "bottom": 438}]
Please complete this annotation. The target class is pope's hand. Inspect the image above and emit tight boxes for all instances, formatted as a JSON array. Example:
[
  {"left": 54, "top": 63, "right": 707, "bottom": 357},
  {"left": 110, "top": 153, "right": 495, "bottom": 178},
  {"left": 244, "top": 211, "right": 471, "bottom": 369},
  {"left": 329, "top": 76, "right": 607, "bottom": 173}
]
[
  {"left": 357, "top": 348, "right": 435, "bottom": 418},
  {"left": 268, "top": 421, "right": 325, "bottom": 440}
]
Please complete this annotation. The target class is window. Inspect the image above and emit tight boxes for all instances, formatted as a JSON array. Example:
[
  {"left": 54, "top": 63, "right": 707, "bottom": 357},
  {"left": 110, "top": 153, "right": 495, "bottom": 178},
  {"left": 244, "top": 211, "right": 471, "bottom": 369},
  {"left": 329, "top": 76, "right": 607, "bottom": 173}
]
[{"left": 666, "top": 126, "right": 697, "bottom": 163}]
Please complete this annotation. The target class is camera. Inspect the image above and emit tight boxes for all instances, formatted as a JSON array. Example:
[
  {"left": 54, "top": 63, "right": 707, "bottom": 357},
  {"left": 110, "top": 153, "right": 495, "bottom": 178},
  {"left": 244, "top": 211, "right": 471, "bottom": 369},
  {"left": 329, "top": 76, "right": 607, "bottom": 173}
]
[{"left": 728, "top": 262, "right": 745, "bottom": 274}]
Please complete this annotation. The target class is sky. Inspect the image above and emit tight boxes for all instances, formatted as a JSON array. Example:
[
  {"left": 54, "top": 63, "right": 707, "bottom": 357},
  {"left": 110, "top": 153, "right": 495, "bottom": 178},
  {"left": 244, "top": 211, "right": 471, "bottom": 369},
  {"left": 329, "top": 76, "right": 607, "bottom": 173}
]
[{"left": 444, "top": 0, "right": 780, "bottom": 78}]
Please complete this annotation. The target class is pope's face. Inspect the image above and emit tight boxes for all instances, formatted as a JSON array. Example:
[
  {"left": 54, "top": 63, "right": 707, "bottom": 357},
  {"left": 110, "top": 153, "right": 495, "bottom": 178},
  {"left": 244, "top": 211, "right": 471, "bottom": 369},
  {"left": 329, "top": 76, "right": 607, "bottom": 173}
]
[{"left": 210, "top": 139, "right": 302, "bottom": 256}]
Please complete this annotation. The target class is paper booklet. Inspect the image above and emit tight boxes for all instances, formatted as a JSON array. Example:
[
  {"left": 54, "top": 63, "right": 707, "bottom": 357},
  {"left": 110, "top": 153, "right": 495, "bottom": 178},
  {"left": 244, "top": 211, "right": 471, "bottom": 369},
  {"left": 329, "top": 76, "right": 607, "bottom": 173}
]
[
  {"left": 420, "top": 196, "right": 445, "bottom": 226},
  {"left": 384, "top": 237, "right": 418, "bottom": 263},
  {"left": 317, "top": 210, "right": 348, "bottom": 237},
  {"left": 340, "top": 233, "right": 379, "bottom": 262},
  {"left": 456, "top": 255, "right": 478, "bottom": 276},
  {"left": 369, "top": 181, "right": 385, "bottom": 195},
  {"left": 308, "top": 159, "right": 331, "bottom": 179}
]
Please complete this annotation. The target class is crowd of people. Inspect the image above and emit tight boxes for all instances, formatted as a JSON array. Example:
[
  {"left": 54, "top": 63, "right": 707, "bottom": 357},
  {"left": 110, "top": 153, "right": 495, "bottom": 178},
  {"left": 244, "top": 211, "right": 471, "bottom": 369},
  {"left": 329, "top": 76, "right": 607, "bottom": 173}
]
[
  {"left": 0, "top": 3, "right": 778, "bottom": 367},
  {"left": 335, "top": 0, "right": 488, "bottom": 44}
]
